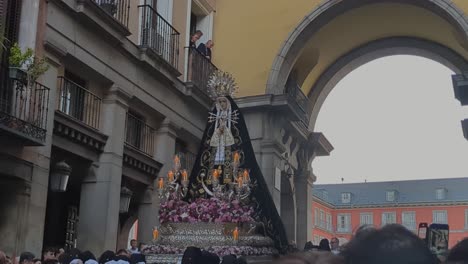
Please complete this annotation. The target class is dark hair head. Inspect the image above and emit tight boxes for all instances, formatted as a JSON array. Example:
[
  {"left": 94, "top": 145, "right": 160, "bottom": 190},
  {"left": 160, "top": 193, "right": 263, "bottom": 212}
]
[
  {"left": 341, "top": 224, "right": 436, "bottom": 264},
  {"left": 181, "top": 247, "right": 202, "bottom": 264},
  {"left": 130, "top": 254, "right": 145, "bottom": 264},
  {"left": 220, "top": 254, "right": 237, "bottom": 264},
  {"left": 20, "top": 252, "right": 35, "bottom": 263},
  {"left": 304, "top": 241, "right": 314, "bottom": 251},
  {"left": 115, "top": 249, "right": 128, "bottom": 256},
  {"left": 67, "top": 249, "right": 81, "bottom": 260},
  {"left": 57, "top": 253, "right": 72, "bottom": 264},
  {"left": 98, "top": 251, "right": 115, "bottom": 264},
  {"left": 318, "top": 239, "right": 331, "bottom": 251},
  {"left": 447, "top": 238, "right": 468, "bottom": 264},
  {"left": 201, "top": 251, "right": 219, "bottom": 264},
  {"left": 42, "top": 260, "right": 58, "bottom": 264},
  {"left": 80, "top": 251, "right": 96, "bottom": 263},
  {"left": 130, "top": 239, "right": 137, "bottom": 243}
]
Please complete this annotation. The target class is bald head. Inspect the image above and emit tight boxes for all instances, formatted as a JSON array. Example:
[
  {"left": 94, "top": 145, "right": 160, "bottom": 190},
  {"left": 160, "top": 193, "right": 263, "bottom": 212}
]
[{"left": 0, "top": 251, "right": 6, "bottom": 264}]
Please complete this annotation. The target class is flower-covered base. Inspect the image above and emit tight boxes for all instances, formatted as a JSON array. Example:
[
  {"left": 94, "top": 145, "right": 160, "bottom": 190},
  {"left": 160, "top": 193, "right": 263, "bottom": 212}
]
[{"left": 143, "top": 222, "right": 277, "bottom": 260}]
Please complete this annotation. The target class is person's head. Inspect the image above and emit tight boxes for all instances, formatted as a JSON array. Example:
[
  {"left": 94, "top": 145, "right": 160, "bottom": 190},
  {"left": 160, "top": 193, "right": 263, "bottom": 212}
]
[
  {"left": 272, "top": 251, "right": 344, "bottom": 264},
  {"left": 181, "top": 247, "right": 202, "bottom": 264},
  {"left": 206, "top": 40, "right": 214, "bottom": 49},
  {"left": 447, "top": 238, "right": 468, "bottom": 264},
  {"left": 42, "top": 247, "right": 56, "bottom": 261},
  {"left": 42, "top": 259, "right": 58, "bottom": 264},
  {"left": 116, "top": 249, "right": 129, "bottom": 258},
  {"left": 318, "top": 239, "right": 331, "bottom": 251},
  {"left": 217, "top": 97, "right": 229, "bottom": 110},
  {"left": 80, "top": 251, "right": 96, "bottom": 263},
  {"left": 330, "top": 237, "right": 340, "bottom": 250},
  {"left": 220, "top": 254, "right": 236, "bottom": 264},
  {"left": 0, "top": 251, "right": 6, "bottom": 264},
  {"left": 98, "top": 251, "right": 115, "bottom": 264},
  {"left": 304, "top": 241, "right": 314, "bottom": 251},
  {"left": 190, "top": 30, "right": 203, "bottom": 42},
  {"left": 56, "top": 249, "right": 64, "bottom": 260},
  {"left": 341, "top": 224, "right": 437, "bottom": 264},
  {"left": 130, "top": 240, "right": 137, "bottom": 249},
  {"left": 20, "top": 252, "right": 35, "bottom": 264},
  {"left": 138, "top": 243, "right": 146, "bottom": 252},
  {"left": 129, "top": 254, "right": 145, "bottom": 264}
]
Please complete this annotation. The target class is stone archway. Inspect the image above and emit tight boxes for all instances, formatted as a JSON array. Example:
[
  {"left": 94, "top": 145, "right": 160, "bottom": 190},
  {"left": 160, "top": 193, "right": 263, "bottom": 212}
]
[{"left": 266, "top": 0, "right": 468, "bottom": 95}]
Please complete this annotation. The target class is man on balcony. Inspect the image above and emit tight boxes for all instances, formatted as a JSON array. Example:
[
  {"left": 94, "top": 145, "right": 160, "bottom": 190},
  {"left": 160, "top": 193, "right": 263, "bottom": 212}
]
[{"left": 197, "top": 40, "right": 213, "bottom": 61}]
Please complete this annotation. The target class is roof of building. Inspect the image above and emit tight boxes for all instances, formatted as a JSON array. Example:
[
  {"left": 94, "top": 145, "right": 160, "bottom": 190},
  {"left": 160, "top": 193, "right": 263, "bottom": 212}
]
[{"left": 313, "top": 177, "right": 468, "bottom": 207}]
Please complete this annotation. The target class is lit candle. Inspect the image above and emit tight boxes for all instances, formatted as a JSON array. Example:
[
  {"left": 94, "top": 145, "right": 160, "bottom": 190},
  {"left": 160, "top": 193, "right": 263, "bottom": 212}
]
[
  {"left": 174, "top": 155, "right": 180, "bottom": 169},
  {"left": 233, "top": 227, "right": 239, "bottom": 241},
  {"left": 182, "top": 170, "right": 188, "bottom": 181},
  {"left": 153, "top": 227, "right": 159, "bottom": 240},
  {"left": 238, "top": 176, "right": 243, "bottom": 188},
  {"left": 233, "top": 152, "right": 240, "bottom": 163},
  {"left": 243, "top": 169, "right": 249, "bottom": 181},
  {"left": 213, "top": 169, "right": 219, "bottom": 180},
  {"left": 158, "top": 178, "right": 164, "bottom": 189},
  {"left": 168, "top": 170, "right": 174, "bottom": 182}
]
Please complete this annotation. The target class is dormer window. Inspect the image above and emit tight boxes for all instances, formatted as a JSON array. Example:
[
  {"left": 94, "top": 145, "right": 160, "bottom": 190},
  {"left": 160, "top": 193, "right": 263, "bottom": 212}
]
[
  {"left": 435, "top": 188, "right": 446, "bottom": 200},
  {"left": 341, "top": 192, "right": 351, "bottom": 204},
  {"left": 386, "top": 190, "right": 397, "bottom": 202}
]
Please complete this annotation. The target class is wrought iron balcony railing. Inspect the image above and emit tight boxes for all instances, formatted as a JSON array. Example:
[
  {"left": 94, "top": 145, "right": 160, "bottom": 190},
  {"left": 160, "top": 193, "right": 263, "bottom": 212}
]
[
  {"left": 186, "top": 47, "right": 218, "bottom": 94},
  {"left": 0, "top": 75, "right": 51, "bottom": 145},
  {"left": 139, "top": 4, "right": 180, "bottom": 69},
  {"left": 57, "top": 77, "right": 102, "bottom": 129},
  {"left": 285, "top": 79, "right": 312, "bottom": 127},
  {"left": 93, "top": 0, "right": 130, "bottom": 28},
  {"left": 125, "top": 113, "right": 155, "bottom": 156}
]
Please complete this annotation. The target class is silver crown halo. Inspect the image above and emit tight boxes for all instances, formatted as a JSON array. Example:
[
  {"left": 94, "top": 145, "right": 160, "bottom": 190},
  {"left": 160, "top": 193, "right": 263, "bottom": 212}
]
[{"left": 207, "top": 70, "right": 239, "bottom": 100}]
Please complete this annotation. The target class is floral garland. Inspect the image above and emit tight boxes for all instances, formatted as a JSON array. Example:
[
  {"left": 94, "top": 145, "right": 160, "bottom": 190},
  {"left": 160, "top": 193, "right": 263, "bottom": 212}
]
[
  {"left": 143, "top": 245, "right": 276, "bottom": 256},
  {"left": 159, "top": 198, "right": 255, "bottom": 224}
]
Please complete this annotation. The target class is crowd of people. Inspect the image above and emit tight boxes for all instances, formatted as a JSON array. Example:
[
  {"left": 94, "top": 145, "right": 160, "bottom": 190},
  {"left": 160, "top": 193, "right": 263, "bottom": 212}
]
[{"left": 1, "top": 224, "right": 467, "bottom": 264}]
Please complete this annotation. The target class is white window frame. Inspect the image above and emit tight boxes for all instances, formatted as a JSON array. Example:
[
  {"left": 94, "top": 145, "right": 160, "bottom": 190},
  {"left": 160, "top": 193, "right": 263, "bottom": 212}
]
[
  {"left": 337, "top": 213, "right": 351, "bottom": 233},
  {"left": 386, "top": 190, "right": 396, "bottom": 202},
  {"left": 326, "top": 213, "right": 332, "bottom": 231},
  {"left": 381, "top": 212, "right": 396, "bottom": 226},
  {"left": 402, "top": 211, "right": 416, "bottom": 230},
  {"left": 465, "top": 209, "right": 468, "bottom": 229},
  {"left": 433, "top": 210, "right": 448, "bottom": 224},
  {"left": 341, "top": 192, "right": 351, "bottom": 204},
  {"left": 435, "top": 188, "right": 446, "bottom": 200},
  {"left": 360, "top": 212, "right": 373, "bottom": 226}
]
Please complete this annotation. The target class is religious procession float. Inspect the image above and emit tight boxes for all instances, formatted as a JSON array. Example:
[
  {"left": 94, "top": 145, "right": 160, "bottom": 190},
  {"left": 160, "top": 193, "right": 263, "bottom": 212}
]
[{"left": 143, "top": 71, "right": 288, "bottom": 263}]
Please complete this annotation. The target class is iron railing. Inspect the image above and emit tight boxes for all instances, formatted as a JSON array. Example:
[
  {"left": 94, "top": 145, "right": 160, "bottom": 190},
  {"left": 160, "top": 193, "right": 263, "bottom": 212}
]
[
  {"left": 285, "top": 79, "right": 311, "bottom": 127},
  {"left": 0, "top": 75, "right": 50, "bottom": 143},
  {"left": 93, "top": 0, "right": 130, "bottom": 28},
  {"left": 57, "top": 77, "right": 102, "bottom": 129},
  {"left": 125, "top": 113, "right": 155, "bottom": 156},
  {"left": 187, "top": 47, "right": 218, "bottom": 93},
  {"left": 139, "top": 4, "right": 180, "bottom": 69}
]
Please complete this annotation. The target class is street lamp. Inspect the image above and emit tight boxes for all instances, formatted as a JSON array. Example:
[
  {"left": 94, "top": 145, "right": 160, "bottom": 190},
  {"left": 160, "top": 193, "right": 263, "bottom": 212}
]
[
  {"left": 49, "top": 161, "right": 72, "bottom": 192},
  {"left": 119, "top": 186, "right": 133, "bottom": 213}
]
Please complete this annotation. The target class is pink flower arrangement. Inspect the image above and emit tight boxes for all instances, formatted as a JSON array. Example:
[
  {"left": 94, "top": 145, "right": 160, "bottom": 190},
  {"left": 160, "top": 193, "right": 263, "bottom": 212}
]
[{"left": 159, "top": 198, "right": 255, "bottom": 224}]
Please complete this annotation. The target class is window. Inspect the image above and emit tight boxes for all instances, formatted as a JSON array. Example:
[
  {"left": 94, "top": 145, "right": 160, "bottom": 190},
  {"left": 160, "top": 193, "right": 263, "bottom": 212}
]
[
  {"left": 382, "top": 212, "right": 396, "bottom": 226},
  {"left": 337, "top": 214, "right": 351, "bottom": 233},
  {"left": 326, "top": 213, "right": 332, "bottom": 231},
  {"left": 360, "top": 213, "right": 373, "bottom": 226},
  {"left": 59, "top": 71, "right": 87, "bottom": 120},
  {"left": 435, "top": 188, "right": 446, "bottom": 200},
  {"left": 402, "top": 211, "right": 416, "bottom": 230},
  {"left": 465, "top": 209, "right": 468, "bottom": 229},
  {"left": 433, "top": 210, "right": 447, "bottom": 224},
  {"left": 314, "top": 208, "right": 319, "bottom": 226},
  {"left": 320, "top": 210, "right": 325, "bottom": 228},
  {"left": 341, "top": 192, "right": 351, "bottom": 204},
  {"left": 125, "top": 111, "right": 145, "bottom": 149},
  {"left": 386, "top": 190, "right": 396, "bottom": 202}
]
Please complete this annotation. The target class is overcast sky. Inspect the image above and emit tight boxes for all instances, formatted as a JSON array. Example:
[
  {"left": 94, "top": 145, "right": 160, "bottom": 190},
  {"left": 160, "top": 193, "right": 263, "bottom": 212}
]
[{"left": 313, "top": 55, "right": 468, "bottom": 184}]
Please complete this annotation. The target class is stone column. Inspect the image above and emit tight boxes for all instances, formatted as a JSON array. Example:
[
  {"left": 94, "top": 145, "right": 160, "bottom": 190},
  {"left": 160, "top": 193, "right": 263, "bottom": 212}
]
[
  {"left": 77, "top": 87, "right": 130, "bottom": 254},
  {"left": 18, "top": 0, "right": 40, "bottom": 49},
  {"left": 137, "top": 119, "right": 177, "bottom": 243}
]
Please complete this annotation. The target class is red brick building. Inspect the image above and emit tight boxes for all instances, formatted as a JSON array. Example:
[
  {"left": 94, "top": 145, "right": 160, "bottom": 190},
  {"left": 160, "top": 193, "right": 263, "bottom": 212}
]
[{"left": 311, "top": 178, "right": 468, "bottom": 248}]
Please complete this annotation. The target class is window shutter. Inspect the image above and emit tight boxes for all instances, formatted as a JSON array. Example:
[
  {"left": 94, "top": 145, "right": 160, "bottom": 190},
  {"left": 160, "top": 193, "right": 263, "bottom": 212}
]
[{"left": 6, "top": 0, "right": 21, "bottom": 42}]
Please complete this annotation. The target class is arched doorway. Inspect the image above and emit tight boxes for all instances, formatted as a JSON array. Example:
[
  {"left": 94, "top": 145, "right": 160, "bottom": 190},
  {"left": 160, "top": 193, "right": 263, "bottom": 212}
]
[{"left": 267, "top": 0, "right": 468, "bottom": 247}]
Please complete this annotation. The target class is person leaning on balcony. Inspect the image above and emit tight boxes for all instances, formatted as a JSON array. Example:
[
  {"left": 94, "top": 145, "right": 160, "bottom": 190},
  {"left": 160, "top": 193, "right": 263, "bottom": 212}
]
[
  {"left": 197, "top": 40, "right": 214, "bottom": 61},
  {"left": 189, "top": 30, "right": 203, "bottom": 48}
]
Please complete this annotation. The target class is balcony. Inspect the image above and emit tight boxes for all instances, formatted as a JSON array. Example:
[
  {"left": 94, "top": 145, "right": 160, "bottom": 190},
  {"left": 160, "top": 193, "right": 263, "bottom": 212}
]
[
  {"left": 0, "top": 71, "right": 51, "bottom": 145},
  {"left": 139, "top": 4, "right": 180, "bottom": 69},
  {"left": 125, "top": 113, "right": 155, "bottom": 156},
  {"left": 186, "top": 47, "right": 218, "bottom": 94},
  {"left": 93, "top": 0, "right": 130, "bottom": 29},
  {"left": 285, "top": 78, "right": 312, "bottom": 128},
  {"left": 57, "top": 77, "right": 102, "bottom": 129}
]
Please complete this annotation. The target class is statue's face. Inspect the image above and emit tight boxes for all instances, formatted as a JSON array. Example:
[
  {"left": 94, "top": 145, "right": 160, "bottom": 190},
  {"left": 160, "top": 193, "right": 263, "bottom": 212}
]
[{"left": 219, "top": 98, "right": 228, "bottom": 110}]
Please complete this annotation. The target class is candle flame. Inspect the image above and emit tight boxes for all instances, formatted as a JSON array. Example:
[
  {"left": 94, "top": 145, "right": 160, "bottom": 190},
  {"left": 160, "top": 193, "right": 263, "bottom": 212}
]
[
  {"left": 153, "top": 227, "right": 159, "bottom": 240},
  {"left": 233, "top": 227, "right": 239, "bottom": 241},
  {"left": 243, "top": 169, "right": 249, "bottom": 181},
  {"left": 168, "top": 170, "right": 174, "bottom": 182},
  {"left": 233, "top": 152, "right": 240, "bottom": 163},
  {"left": 158, "top": 178, "right": 164, "bottom": 189},
  {"left": 213, "top": 169, "right": 219, "bottom": 179},
  {"left": 182, "top": 170, "right": 188, "bottom": 181}
]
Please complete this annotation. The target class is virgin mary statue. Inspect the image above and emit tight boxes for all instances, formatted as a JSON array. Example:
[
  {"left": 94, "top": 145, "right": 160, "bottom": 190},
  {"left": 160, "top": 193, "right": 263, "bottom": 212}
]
[{"left": 186, "top": 71, "right": 288, "bottom": 252}]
